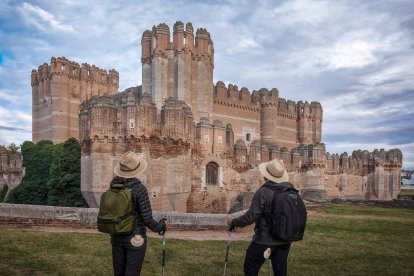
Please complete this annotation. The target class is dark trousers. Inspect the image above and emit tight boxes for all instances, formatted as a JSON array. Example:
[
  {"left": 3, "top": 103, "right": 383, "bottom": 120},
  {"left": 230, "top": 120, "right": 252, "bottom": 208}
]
[
  {"left": 244, "top": 242, "right": 291, "bottom": 276},
  {"left": 112, "top": 242, "right": 147, "bottom": 276}
]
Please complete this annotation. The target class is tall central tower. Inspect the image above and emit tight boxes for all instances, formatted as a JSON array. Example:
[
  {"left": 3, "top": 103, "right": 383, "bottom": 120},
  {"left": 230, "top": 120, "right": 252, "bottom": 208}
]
[{"left": 141, "top": 21, "right": 214, "bottom": 121}]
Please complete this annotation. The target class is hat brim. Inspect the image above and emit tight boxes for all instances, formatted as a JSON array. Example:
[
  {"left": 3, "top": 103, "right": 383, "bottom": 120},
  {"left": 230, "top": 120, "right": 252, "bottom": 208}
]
[
  {"left": 113, "top": 159, "right": 147, "bottom": 178},
  {"left": 258, "top": 161, "right": 289, "bottom": 183}
]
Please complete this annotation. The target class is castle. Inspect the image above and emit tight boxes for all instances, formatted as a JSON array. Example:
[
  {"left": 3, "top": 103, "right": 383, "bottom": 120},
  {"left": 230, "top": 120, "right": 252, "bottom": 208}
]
[
  {"left": 0, "top": 149, "right": 23, "bottom": 195},
  {"left": 31, "top": 22, "right": 403, "bottom": 212}
]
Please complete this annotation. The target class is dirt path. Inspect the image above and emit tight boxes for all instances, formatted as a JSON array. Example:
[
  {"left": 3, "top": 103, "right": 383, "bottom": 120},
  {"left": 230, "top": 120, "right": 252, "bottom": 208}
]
[
  {"left": 0, "top": 224, "right": 255, "bottom": 241},
  {"left": 0, "top": 202, "right": 322, "bottom": 241}
]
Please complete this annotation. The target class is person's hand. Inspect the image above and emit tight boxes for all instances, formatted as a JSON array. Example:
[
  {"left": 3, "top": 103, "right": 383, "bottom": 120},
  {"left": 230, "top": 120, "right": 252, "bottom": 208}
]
[{"left": 158, "top": 218, "right": 167, "bottom": 235}]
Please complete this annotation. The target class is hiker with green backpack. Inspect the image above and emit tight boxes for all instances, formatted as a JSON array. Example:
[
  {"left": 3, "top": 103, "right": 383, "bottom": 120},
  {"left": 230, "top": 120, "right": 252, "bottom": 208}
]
[
  {"left": 228, "top": 158, "right": 307, "bottom": 276},
  {"left": 97, "top": 151, "right": 167, "bottom": 276}
]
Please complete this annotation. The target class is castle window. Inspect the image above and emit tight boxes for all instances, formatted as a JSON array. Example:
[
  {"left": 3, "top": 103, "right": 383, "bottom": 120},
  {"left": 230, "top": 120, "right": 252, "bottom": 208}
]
[
  {"left": 217, "top": 136, "right": 222, "bottom": 144},
  {"left": 204, "top": 135, "right": 210, "bottom": 143},
  {"left": 241, "top": 156, "right": 246, "bottom": 162},
  {"left": 183, "top": 37, "right": 187, "bottom": 46},
  {"left": 129, "top": 119, "right": 135, "bottom": 129},
  {"left": 246, "top": 133, "right": 251, "bottom": 142},
  {"left": 113, "top": 78, "right": 117, "bottom": 84},
  {"left": 61, "top": 65, "right": 65, "bottom": 71},
  {"left": 87, "top": 70, "right": 91, "bottom": 76},
  {"left": 256, "top": 153, "right": 261, "bottom": 161},
  {"left": 72, "top": 68, "right": 76, "bottom": 74},
  {"left": 206, "top": 162, "right": 219, "bottom": 185},
  {"left": 101, "top": 75, "right": 105, "bottom": 81}
]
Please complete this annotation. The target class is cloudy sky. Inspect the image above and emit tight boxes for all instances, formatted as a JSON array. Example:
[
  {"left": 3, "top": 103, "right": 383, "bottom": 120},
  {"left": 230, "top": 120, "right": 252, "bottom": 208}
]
[{"left": 0, "top": 0, "right": 413, "bottom": 168}]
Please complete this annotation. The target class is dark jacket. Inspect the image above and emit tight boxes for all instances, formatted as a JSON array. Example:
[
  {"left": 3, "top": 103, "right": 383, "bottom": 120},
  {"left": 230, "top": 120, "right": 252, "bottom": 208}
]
[
  {"left": 232, "top": 181, "right": 293, "bottom": 245},
  {"left": 110, "top": 176, "right": 164, "bottom": 245}
]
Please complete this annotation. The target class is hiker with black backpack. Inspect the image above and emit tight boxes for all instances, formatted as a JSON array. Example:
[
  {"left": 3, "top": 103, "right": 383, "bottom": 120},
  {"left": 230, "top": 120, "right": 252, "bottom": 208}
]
[
  {"left": 98, "top": 151, "right": 167, "bottom": 276},
  {"left": 228, "top": 158, "right": 307, "bottom": 276}
]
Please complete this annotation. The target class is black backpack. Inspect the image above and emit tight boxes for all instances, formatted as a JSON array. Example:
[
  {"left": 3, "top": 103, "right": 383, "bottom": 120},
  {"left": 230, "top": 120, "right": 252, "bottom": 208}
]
[{"left": 263, "top": 183, "right": 307, "bottom": 242}]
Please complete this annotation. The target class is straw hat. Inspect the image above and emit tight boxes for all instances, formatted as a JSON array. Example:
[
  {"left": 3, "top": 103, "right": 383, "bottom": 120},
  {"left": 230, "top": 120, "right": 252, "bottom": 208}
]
[
  {"left": 258, "top": 158, "right": 289, "bottom": 183},
  {"left": 113, "top": 151, "right": 147, "bottom": 178}
]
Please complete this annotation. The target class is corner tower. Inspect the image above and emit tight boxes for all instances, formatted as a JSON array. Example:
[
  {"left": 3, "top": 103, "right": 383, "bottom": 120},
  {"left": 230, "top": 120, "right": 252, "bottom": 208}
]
[
  {"left": 141, "top": 21, "right": 214, "bottom": 121},
  {"left": 31, "top": 57, "right": 119, "bottom": 143}
]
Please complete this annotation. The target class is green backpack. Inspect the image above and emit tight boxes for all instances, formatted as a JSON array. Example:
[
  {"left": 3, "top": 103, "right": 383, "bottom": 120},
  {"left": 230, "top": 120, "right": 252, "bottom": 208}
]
[{"left": 97, "top": 183, "right": 135, "bottom": 235}]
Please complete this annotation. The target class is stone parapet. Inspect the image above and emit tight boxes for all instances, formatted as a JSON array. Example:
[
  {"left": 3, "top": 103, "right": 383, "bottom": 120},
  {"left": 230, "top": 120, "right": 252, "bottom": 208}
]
[{"left": 0, "top": 203, "right": 246, "bottom": 230}]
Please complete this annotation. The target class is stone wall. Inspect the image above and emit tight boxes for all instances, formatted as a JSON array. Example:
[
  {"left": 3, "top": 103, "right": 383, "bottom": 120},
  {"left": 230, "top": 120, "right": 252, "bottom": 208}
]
[{"left": 0, "top": 203, "right": 246, "bottom": 230}]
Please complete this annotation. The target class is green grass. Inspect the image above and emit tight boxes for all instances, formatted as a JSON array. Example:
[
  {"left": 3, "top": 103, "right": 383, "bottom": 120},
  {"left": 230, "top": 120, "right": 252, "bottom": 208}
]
[{"left": 0, "top": 205, "right": 413, "bottom": 275}]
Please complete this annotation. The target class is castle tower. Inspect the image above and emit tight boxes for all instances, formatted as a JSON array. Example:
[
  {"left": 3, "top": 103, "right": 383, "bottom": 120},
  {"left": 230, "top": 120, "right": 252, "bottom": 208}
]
[
  {"left": 298, "top": 101, "right": 312, "bottom": 144},
  {"left": 310, "top": 101, "right": 323, "bottom": 143},
  {"left": 249, "top": 140, "right": 262, "bottom": 166},
  {"left": 141, "top": 22, "right": 214, "bottom": 121},
  {"left": 259, "top": 88, "right": 279, "bottom": 146},
  {"left": 32, "top": 57, "right": 119, "bottom": 144}
]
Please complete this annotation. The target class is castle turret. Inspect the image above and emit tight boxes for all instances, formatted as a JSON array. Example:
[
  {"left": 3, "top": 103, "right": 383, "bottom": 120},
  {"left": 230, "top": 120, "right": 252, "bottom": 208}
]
[
  {"left": 195, "top": 117, "right": 213, "bottom": 153},
  {"left": 212, "top": 120, "right": 225, "bottom": 154},
  {"left": 298, "top": 101, "right": 312, "bottom": 144},
  {"left": 173, "top": 21, "right": 185, "bottom": 50},
  {"left": 185, "top": 23, "right": 195, "bottom": 51},
  {"left": 150, "top": 24, "right": 170, "bottom": 111},
  {"left": 310, "top": 101, "right": 323, "bottom": 143},
  {"left": 141, "top": 30, "right": 152, "bottom": 96},
  {"left": 260, "top": 88, "right": 279, "bottom": 146},
  {"left": 193, "top": 27, "right": 214, "bottom": 121},
  {"left": 234, "top": 139, "right": 247, "bottom": 164},
  {"left": 161, "top": 97, "right": 194, "bottom": 140},
  {"left": 137, "top": 93, "right": 157, "bottom": 136},
  {"left": 340, "top": 152, "right": 349, "bottom": 172}
]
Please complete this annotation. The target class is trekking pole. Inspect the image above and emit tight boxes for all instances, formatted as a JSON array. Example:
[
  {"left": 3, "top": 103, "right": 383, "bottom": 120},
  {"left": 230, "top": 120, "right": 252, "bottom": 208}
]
[
  {"left": 223, "top": 231, "right": 231, "bottom": 276},
  {"left": 162, "top": 233, "right": 166, "bottom": 276}
]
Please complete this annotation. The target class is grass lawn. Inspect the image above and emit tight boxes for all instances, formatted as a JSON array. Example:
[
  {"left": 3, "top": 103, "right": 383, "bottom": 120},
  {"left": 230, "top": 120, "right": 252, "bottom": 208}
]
[{"left": 0, "top": 205, "right": 413, "bottom": 275}]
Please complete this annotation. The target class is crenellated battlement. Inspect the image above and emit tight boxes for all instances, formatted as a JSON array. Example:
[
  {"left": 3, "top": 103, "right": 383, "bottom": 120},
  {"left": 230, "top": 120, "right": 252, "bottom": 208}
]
[
  {"left": 141, "top": 21, "right": 213, "bottom": 63},
  {"left": 212, "top": 81, "right": 323, "bottom": 120},
  {"left": 214, "top": 81, "right": 258, "bottom": 109},
  {"left": 31, "top": 57, "right": 119, "bottom": 87}
]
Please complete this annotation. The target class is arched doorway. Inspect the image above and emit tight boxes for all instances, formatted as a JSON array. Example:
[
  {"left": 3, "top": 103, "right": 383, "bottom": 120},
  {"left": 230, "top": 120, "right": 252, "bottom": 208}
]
[{"left": 206, "top": 161, "right": 219, "bottom": 185}]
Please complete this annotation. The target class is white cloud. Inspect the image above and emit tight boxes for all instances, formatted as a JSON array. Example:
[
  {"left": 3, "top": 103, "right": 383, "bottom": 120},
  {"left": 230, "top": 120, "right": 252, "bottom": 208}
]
[
  {"left": 17, "top": 2, "right": 74, "bottom": 33},
  {"left": 1, "top": 0, "right": 413, "bottom": 167}
]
